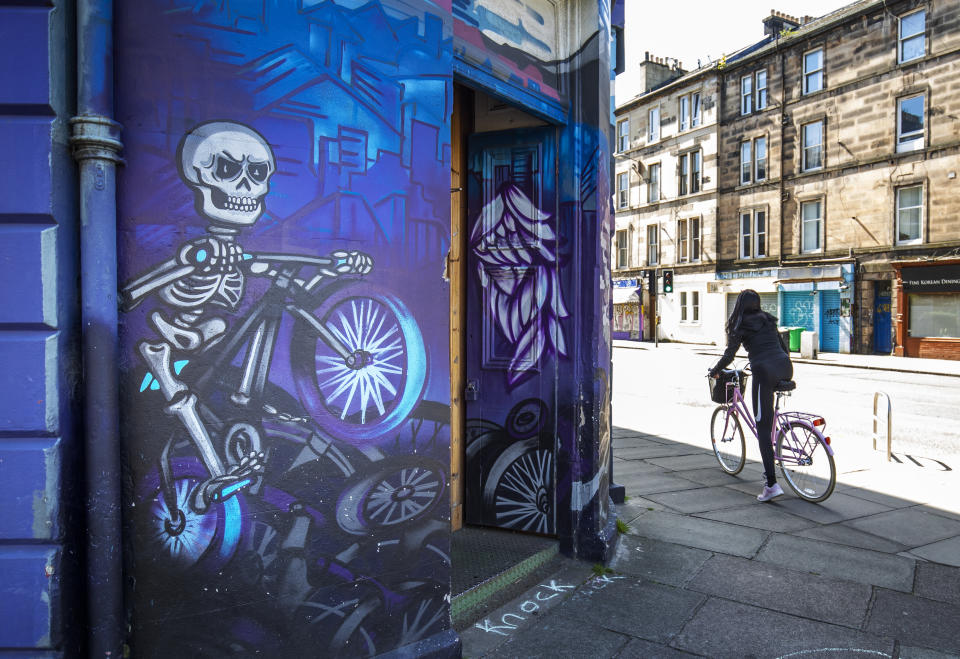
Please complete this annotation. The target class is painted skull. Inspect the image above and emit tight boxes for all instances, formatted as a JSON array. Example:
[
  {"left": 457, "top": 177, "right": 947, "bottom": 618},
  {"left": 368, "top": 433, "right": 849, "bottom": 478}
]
[{"left": 178, "top": 121, "right": 276, "bottom": 226}]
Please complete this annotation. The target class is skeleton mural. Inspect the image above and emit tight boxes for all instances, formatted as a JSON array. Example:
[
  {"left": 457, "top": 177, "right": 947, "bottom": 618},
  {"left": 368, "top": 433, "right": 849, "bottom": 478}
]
[
  {"left": 470, "top": 183, "right": 568, "bottom": 386},
  {"left": 122, "top": 121, "right": 375, "bottom": 514}
]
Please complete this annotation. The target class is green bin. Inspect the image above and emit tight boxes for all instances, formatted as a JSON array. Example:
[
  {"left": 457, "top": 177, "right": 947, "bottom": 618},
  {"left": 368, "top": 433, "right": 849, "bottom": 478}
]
[{"left": 788, "top": 327, "right": 804, "bottom": 352}]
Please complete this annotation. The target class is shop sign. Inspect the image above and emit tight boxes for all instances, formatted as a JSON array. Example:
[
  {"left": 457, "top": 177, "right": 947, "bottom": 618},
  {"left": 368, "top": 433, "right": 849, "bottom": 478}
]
[
  {"left": 613, "top": 279, "right": 638, "bottom": 287},
  {"left": 716, "top": 269, "right": 774, "bottom": 280},
  {"left": 901, "top": 264, "right": 960, "bottom": 292}
]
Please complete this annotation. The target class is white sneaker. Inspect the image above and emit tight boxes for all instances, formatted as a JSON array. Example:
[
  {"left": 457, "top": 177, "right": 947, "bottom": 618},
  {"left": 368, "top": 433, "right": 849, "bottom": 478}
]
[{"left": 757, "top": 483, "right": 784, "bottom": 502}]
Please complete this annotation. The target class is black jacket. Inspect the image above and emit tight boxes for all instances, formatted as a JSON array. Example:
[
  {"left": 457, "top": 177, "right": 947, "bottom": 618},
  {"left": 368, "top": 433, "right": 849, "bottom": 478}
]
[{"left": 710, "top": 311, "right": 790, "bottom": 376}]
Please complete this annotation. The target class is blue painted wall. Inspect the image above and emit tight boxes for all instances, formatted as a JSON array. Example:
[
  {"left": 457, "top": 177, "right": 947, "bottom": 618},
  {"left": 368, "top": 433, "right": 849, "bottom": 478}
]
[{"left": 0, "top": 1, "right": 82, "bottom": 656}]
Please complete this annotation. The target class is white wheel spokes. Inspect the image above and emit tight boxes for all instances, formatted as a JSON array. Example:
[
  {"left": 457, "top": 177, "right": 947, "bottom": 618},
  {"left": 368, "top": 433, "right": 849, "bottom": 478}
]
[
  {"left": 315, "top": 298, "right": 407, "bottom": 423},
  {"left": 364, "top": 468, "right": 440, "bottom": 526},
  {"left": 151, "top": 480, "right": 216, "bottom": 562},
  {"left": 400, "top": 598, "right": 445, "bottom": 645},
  {"left": 496, "top": 451, "right": 552, "bottom": 534}
]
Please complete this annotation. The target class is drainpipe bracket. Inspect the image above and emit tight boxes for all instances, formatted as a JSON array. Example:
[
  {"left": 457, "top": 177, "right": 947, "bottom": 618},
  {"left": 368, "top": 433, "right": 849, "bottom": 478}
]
[{"left": 70, "top": 115, "right": 124, "bottom": 164}]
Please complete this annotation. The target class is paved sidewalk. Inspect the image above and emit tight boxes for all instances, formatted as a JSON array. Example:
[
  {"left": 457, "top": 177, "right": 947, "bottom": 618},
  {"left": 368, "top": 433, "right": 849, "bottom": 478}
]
[
  {"left": 460, "top": 426, "right": 960, "bottom": 658},
  {"left": 614, "top": 339, "right": 960, "bottom": 378}
]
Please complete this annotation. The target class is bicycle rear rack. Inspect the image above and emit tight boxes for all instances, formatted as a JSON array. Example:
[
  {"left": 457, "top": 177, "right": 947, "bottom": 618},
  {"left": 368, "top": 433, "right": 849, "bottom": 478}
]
[{"left": 872, "top": 391, "right": 892, "bottom": 462}]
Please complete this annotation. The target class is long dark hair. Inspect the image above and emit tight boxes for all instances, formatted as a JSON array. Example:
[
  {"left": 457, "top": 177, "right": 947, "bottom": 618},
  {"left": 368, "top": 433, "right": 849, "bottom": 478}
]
[{"left": 726, "top": 289, "right": 777, "bottom": 336}]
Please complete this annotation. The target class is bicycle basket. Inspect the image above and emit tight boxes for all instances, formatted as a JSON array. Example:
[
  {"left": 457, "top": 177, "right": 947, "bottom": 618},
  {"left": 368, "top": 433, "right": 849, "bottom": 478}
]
[{"left": 709, "top": 369, "right": 748, "bottom": 404}]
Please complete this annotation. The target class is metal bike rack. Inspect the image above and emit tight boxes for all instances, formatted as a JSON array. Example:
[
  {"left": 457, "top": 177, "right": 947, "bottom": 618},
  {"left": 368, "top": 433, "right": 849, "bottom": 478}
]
[{"left": 872, "top": 391, "right": 892, "bottom": 462}]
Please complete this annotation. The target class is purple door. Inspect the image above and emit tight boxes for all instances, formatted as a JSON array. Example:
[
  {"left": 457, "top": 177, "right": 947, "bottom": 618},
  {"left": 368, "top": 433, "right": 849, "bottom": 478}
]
[{"left": 464, "top": 128, "right": 560, "bottom": 535}]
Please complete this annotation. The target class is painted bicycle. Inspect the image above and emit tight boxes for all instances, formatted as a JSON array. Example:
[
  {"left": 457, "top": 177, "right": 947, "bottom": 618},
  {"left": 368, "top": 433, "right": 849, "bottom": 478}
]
[{"left": 708, "top": 364, "right": 837, "bottom": 502}]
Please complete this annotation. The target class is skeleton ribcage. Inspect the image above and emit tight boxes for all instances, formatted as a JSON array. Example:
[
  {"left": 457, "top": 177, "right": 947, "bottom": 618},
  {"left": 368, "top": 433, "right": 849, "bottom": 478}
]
[{"left": 159, "top": 269, "right": 245, "bottom": 310}]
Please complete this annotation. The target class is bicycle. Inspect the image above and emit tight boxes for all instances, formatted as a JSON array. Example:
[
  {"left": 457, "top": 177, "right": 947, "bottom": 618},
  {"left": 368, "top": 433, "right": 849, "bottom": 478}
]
[{"left": 708, "top": 364, "right": 836, "bottom": 502}]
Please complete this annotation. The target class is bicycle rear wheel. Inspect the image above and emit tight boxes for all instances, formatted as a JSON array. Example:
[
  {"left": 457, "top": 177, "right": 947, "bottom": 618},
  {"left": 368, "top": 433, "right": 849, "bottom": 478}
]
[
  {"left": 710, "top": 405, "right": 746, "bottom": 475},
  {"left": 776, "top": 421, "right": 836, "bottom": 502}
]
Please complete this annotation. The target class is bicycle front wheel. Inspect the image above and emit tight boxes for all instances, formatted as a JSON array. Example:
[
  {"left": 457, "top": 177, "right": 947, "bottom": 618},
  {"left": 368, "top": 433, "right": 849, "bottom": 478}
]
[
  {"left": 710, "top": 405, "right": 746, "bottom": 475},
  {"left": 776, "top": 421, "right": 836, "bottom": 502}
]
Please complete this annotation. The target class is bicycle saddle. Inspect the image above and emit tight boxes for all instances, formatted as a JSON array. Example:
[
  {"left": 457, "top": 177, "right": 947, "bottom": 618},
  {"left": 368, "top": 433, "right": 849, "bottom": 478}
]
[{"left": 775, "top": 380, "right": 796, "bottom": 392}]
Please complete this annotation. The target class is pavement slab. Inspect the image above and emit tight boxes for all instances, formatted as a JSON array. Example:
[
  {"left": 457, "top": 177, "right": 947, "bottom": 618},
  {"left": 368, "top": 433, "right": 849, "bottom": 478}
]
[
  {"left": 672, "top": 598, "right": 895, "bottom": 659},
  {"left": 672, "top": 467, "right": 749, "bottom": 487},
  {"left": 609, "top": 535, "right": 712, "bottom": 588},
  {"left": 621, "top": 473, "right": 705, "bottom": 496},
  {"left": 836, "top": 484, "right": 921, "bottom": 510},
  {"left": 915, "top": 561, "right": 960, "bottom": 606},
  {"left": 755, "top": 534, "right": 916, "bottom": 592},
  {"left": 644, "top": 453, "right": 723, "bottom": 471},
  {"left": 628, "top": 510, "right": 769, "bottom": 558},
  {"left": 687, "top": 554, "right": 873, "bottom": 628},
  {"left": 899, "top": 647, "right": 960, "bottom": 659},
  {"left": 554, "top": 577, "right": 705, "bottom": 644},
  {"left": 615, "top": 496, "right": 668, "bottom": 524},
  {"left": 485, "top": 618, "right": 630, "bottom": 659},
  {"left": 907, "top": 535, "right": 960, "bottom": 567},
  {"left": 643, "top": 485, "right": 759, "bottom": 514},
  {"left": 865, "top": 589, "right": 960, "bottom": 655},
  {"left": 614, "top": 445, "right": 705, "bottom": 460},
  {"left": 791, "top": 523, "right": 908, "bottom": 554},
  {"left": 696, "top": 503, "right": 818, "bottom": 532},
  {"left": 845, "top": 507, "right": 960, "bottom": 549},
  {"left": 772, "top": 492, "right": 894, "bottom": 524},
  {"left": 615, "top": 638, "right": 701, "bottom": 658}
]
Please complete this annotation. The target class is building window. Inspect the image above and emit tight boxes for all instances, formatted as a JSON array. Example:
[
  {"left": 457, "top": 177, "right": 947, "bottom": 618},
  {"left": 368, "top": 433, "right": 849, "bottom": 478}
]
[
  {"left": 678, "top": 92, "right": 701, "bottom": 131},
  {"left": 691, "top": 150, "right": 702, "bottom": 193},
  {"left": 801, "top": 199, "right": 822, "bottom": 253},
  {"left": 740, "top": 141, "right": 752, "bottom": 185},
  {"left": 680, "top": 291, "right": 688, "bottom": 321},
  {"left": 802, "top": 120, "right": 823, "bottom": 172},
  {"left": 647, "top": 224, "right": 659, "bottom": 265},
  {"left": 617, "top": 171, "right": 629, "bottom": 209},
  {"left": 804, "top": 48, "right": 824, "bottom": 94},
  {"left": 692, "top": 290, "right": 700, "bottom": 321},
  {"left": 896, "top": 185, "right": 923, "bottom": 245},
  {"left": 647, "top": 163, "right": 660, "bottom": 203},
  {"left": 616, "top": 229, "right": 629, "bottom": 268},
  {"left": 739, "top": 209, "right": 766, "bottom": 259},
  {"left": 908, "top": 293, "right": 960, "bottom": 338},
  {"left": 677, "top": 217, "right": 701, "bottom": 263},
  {"left": 755, "top": 136, "right": 767, "bottom": 181},
  {"left": 678, "top": 151, "right": 701, "bottom": 196},
  {"left": 897, "top": 94, "right": 925, "bottom": 152},
  {"left": 678, "top": 153, "right": 688, "bottom": 196},
  {"left": 648, "top": 107, "right": 660, "bottom": 142},
  {"left": 756, "top": 70, "right": 768, "bottom": 110},
  {"left": 741, "top": 75, "right": 753, "bottom": 115},
  {"left": 899, "top": 9, "right": 925, "bottom": 63},
  {"left": 617, "top": 118, "right": 630, "bottom": 152}
]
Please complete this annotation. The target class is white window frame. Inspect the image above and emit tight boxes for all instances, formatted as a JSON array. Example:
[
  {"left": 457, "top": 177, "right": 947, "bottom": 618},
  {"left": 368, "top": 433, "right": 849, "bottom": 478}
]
[
  {"left": 680, "top": 291, "right": 688, "bottom": 321},
  {"left": 691, "top": 92, "right": 701, "bottom": 127},
  {"left": 617, "top": 171, "right": 629, "bottom": 209},
  {"left": 895, "top": 185, "right": 923, "bottom": 246},
  {"left": 677, "top": 217, "right": 701, "bottom": 263},
  {"left": 691, "top": 150, "right": 702, "bottom": 194},
  {"left": 690, "top": 217, "right": 701, "bottom": 262},
  {"left": 616, "top": 229, "right": 629, "bottom": 268},
  {"left": 647, "top": 162, "right": 660, "bottom": 203},
  {"left": 692, "top": 290, "right": 700, "bottom": 322},
  {"left": 677, "top": 219, "right": 688, "bottom": 263},
  {"left": 898, "top": 9, "right": 925, "bottom": 64},
  {"left": 803, "top": 47, "right": 824, "bottom": 95},
  {"left": 755, "top": 136, "right": 767, "bottom": 181},
  {"left": 678, "top": 152, "right": 689, "bottom": 196},
  {"left": 755, "top": 70, "right": 768, "bottom": 110},
  {"left": 617, "top": 118, "right": 630, "bottom": 152},
  {"left": 801, "top": 199, "right": 823, "bottom": 253},
  {"left": 679, "top": 95, "right": 689, "bottom": 132},
  {"left": 648, "top": 106, "right": 660, "bottom": 142},
  {"left": 647, "top": 224, "right": 659, "bottom": 265},
  {"left": 897, "top": 93, "right": 925, "bottom": 153},
  {"left": 738, "top": 209, "right": 767, "bottom": 259},
  {"left": 801, "top": 120, "right": 823, "bottom": 172},
  {"left": 740, "top": 141, "right": 752, "bottom": 185},
  {"left": 741, "top": 75, "right": 753, "bottom": 115}
]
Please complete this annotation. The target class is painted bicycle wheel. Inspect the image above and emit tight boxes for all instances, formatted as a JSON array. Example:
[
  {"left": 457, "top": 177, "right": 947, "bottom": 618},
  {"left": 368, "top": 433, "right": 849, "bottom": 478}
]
[
  {"left": 710, "top": 405, "right": 746, "bottom": 475},
  {"left": 292, "top": 287, "right": 426, "bottom": 443},
  {"left": 482, "top": 439, "right": 554, "bottom": 534},
  {"left": 776, "top": 421, "right": 836, "bottom": 502}
]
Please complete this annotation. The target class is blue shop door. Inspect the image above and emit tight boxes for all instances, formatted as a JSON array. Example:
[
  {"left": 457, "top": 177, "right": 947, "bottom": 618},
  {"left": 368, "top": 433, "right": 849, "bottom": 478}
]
[
  {"left": 464, "top": 128, "right": 558, "bottom": 535},
  {"left": 874, "top": 292, "right": 892, "bottom": 353},
  {"left": 782, "top": 291, "right": 816, "bottom": 335},
  {"left": 819, "top": 290, "right": 841, "bottom": 352}
]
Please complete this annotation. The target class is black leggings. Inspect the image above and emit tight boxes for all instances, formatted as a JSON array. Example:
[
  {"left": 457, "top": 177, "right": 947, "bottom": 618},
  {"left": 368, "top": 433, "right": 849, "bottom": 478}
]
[{"left": 751, "top": 357, "right": 794, "bottom": 486}]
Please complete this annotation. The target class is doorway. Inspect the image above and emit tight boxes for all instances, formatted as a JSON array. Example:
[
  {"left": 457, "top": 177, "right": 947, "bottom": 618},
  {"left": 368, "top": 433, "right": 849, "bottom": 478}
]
[{"left": 449, "top": 83, "right": 559, "bottom": 537}]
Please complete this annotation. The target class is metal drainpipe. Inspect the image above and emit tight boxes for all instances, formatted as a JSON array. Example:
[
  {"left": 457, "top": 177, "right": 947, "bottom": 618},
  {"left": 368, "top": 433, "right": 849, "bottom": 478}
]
[{"left": 70, "top": 0, "right": 124, "bottom": 656}]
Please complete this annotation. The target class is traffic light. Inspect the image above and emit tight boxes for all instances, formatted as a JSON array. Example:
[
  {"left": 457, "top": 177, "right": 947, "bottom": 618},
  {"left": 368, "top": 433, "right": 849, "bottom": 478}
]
[
  {"left": 662, "top": 269, "right": 674, "bottom": 293},
  {"left": 647, "top": 269, "right": 657, "bottom": 295}
]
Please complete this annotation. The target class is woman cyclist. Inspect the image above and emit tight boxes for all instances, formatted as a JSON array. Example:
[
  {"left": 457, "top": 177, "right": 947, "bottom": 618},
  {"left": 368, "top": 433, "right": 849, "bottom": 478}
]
[{"left": 709, "top": 289, "right": 793, "bottom": 502}]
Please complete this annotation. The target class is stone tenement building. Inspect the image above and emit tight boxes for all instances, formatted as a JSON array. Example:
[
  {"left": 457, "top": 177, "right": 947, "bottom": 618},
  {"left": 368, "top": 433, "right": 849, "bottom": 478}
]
[{"left": 615, "top": 0, "right": 960, "bottom": 358}]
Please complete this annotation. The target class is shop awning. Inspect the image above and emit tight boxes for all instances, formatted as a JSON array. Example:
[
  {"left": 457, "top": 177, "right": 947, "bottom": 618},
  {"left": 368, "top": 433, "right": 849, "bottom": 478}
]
[{"left": 612, "top": 287, "right": 640, "bottom": 304}]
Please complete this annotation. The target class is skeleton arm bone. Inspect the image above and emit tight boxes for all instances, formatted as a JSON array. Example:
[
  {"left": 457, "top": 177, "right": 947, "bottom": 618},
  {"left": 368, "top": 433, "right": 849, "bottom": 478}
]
[{"left": 120, "top": 258, "right": 196, "bottom": 311}]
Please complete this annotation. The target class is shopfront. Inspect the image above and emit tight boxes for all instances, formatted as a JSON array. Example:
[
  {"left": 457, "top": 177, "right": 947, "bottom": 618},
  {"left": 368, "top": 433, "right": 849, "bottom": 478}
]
[
  {"left": 895, "top": 261, "right": 960, "bottom": 360},
  {"left": 777, "top": 264, "right": 854, "bottom": 354},
  {"left": 613, "top": 279, "right": 641, "bottom": 340}
]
